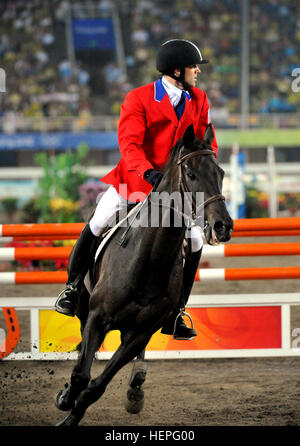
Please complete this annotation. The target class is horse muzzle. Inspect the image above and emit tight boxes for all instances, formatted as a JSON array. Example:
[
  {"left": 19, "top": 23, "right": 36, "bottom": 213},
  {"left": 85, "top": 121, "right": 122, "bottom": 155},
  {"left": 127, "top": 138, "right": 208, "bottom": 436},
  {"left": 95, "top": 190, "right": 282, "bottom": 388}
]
[{"left": 204, "top": 218, "right": 234, "bottom": 245}]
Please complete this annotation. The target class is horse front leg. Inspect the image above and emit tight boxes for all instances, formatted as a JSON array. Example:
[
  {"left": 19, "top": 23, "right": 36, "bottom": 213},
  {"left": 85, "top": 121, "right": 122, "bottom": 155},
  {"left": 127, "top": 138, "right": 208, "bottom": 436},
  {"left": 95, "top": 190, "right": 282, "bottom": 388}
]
[
  {"left": 57, "top": 331, "right": 152, "bottom": 426},
  {"left": 124, "top": 349, "right": 147, "bottom": 414},
  {"left": 55, "top": 311, "right": 104, "bottom": 413},
  {"left": 74, "top": 286, "right": 90, "bottom": 353}
]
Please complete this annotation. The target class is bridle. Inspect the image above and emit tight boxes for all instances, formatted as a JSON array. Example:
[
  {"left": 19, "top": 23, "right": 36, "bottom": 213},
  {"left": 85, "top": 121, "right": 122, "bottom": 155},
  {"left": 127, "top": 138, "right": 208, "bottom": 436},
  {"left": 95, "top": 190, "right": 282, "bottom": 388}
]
[
  {"left": 150, "top": 145, "right": 225, "bottom": 227},
  {"left": 176, "top": 145, "right": 225, "bottom": 222},
  {"left": 114, "top": 145, "right": 226, "bottom": 247}
]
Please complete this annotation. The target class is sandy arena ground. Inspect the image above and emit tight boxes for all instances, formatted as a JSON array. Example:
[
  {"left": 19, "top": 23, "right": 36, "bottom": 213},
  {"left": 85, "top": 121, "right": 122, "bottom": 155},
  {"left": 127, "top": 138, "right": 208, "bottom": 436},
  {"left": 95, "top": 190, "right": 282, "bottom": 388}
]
[{"left": 0, "top": 237, "right": 300, "bottom": 426}]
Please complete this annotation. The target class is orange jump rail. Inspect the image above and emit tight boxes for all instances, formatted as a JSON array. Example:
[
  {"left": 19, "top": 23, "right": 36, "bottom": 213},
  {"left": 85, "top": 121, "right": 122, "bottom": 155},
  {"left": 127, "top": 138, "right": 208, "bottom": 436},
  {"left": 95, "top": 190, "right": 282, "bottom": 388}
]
[
  {"left": 1, "top": 243, "right": 300, "bottom": 261},
  {"left": 0, "top": 223, "right": 84, "bottom": 237},
  {"left": 224, "top": 243, "right": 300, "bottom": 257},
  {"left": 233, "top": 217, "right": 300, "bottom": 232},
  {"left": 1, "top": 218, "right": 300, "bottom": 238},
  {"left": 1, "top": 268, "right": 300, "bottom": 284},
  {"left": 0, "top": 247, "right": 72, "bottom": 260}
]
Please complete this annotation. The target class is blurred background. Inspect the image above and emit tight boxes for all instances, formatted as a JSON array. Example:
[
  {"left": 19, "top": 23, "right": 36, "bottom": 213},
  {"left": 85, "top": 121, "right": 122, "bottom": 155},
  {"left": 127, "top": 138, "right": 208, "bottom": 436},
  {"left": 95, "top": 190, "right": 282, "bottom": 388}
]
[{"left": 0, "top": 0, "right": 300, "bottom": 230}]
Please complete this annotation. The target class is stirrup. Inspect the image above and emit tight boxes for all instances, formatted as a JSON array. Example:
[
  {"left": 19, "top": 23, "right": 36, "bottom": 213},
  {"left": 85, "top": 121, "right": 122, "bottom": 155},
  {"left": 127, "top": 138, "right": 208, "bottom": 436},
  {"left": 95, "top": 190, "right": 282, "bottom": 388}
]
[
  {"left": 173, "top": 307, "right": 194, "bottom": 340},
  {"left": 54, "top": 284, "right": 78, "bottom": 317}
]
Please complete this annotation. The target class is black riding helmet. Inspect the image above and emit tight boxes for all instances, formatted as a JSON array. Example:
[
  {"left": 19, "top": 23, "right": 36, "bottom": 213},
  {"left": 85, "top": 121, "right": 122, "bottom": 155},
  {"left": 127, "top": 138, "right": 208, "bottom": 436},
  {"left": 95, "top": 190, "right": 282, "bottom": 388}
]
[{"left": 156, "top": 39, "right": 208, "bottom": 89}]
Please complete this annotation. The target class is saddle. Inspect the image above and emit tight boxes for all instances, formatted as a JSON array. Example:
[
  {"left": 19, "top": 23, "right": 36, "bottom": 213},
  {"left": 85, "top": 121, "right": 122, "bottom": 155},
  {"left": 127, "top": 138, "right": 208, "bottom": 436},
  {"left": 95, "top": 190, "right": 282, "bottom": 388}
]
[{"left": 83, "top": 193, "right": 191, "bottom": 294}]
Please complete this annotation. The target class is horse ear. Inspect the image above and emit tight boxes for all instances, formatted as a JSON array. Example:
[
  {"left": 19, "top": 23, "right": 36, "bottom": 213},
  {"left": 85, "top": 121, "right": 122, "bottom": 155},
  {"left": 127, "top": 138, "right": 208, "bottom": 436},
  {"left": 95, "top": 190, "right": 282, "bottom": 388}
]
[
  {"left": 183, "top": 124, "right": 195, "bottom": 146},
  {"left": 203, "top": 123, "right": 214, "bottom": 146}
]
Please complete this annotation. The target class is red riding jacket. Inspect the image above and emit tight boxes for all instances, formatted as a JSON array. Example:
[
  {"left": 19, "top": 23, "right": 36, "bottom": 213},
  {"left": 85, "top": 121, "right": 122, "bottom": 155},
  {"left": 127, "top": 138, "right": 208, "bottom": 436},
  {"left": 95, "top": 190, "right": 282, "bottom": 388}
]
[{"left": 101, "top": 77, "right": 218, "bottom": 201}]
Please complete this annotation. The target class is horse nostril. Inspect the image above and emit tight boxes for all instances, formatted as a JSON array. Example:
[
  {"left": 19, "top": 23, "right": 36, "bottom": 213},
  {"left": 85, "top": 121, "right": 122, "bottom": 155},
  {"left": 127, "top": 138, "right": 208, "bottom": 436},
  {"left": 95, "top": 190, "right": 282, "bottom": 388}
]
[{"left": 214, "top": 221, "right": 224, "bottom": 232}]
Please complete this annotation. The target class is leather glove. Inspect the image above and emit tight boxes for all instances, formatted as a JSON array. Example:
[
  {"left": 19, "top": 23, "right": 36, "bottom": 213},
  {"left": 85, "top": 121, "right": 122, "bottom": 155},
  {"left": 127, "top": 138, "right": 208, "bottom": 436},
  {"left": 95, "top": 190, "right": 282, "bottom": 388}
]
[{"left": 144, "top": 169, "right": 163, "bottom": 187}]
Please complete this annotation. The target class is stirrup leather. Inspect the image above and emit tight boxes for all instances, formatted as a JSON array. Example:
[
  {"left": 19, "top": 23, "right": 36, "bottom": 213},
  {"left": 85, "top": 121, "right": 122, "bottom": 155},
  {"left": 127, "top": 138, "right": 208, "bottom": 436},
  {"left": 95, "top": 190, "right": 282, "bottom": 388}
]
[{"left": 65, "top": 283, "right": 77, "bottom": 293}]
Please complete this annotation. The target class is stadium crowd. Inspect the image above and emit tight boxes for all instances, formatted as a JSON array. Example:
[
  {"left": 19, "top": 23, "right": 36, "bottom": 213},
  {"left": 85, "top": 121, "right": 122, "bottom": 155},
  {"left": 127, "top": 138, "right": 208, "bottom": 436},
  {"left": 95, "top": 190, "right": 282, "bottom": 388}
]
[
  {"left": 0, "top": 0, "right": 299, "bottom": 131},
  {"left": 250, "top": 0, "right": 300, "bottom": 114},
  {"left": 0, "top": 0, "right": 91, "bottom": 131},
  {"left": 125, "top": 0, "right": 300, "bottom": 117}
]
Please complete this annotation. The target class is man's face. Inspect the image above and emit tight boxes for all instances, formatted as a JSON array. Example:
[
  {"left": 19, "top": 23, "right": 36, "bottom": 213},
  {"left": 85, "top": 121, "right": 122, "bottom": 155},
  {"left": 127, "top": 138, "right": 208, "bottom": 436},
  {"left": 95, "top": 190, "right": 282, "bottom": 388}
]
[{"left": 184, "top": 64, "right": 201, "bottom": 88}]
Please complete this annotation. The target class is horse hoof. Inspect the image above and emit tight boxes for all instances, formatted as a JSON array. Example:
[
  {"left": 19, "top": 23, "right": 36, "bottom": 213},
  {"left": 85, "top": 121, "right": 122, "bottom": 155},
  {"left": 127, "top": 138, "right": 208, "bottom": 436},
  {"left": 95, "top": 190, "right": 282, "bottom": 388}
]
[
  {"left": 56, "top": 414, "right": 79, "bottom": 426},
  {"left": 124, "top": 387, "right": 144, "bottom": 414},
  {"left": 55, "top": 386, "right": 75, "bottom": 412}
]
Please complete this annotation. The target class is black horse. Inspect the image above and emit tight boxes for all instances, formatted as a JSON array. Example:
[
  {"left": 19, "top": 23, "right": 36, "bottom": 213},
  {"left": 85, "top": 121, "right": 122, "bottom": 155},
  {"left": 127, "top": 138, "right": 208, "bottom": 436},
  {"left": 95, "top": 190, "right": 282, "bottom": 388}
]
[{"left": 55, "top": 124, "right": 233, "bottom": 426}]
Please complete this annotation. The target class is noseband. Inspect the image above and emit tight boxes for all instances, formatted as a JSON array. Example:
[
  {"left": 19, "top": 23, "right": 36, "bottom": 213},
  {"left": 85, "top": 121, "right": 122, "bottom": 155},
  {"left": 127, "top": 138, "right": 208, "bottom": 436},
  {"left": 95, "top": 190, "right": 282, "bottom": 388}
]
[{"left": 176, "top": 146, "right": 225, "bottom": 221}]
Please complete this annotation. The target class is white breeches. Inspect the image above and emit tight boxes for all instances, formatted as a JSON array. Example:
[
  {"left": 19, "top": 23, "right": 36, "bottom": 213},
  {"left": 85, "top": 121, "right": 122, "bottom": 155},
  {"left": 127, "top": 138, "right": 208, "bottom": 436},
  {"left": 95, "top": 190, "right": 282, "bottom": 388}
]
[
  {"left": 89, "top": 186, "right": 132, "bottom": 236},
  {"left": 89, "top": 186, "right": 203, "bottom": 253}
]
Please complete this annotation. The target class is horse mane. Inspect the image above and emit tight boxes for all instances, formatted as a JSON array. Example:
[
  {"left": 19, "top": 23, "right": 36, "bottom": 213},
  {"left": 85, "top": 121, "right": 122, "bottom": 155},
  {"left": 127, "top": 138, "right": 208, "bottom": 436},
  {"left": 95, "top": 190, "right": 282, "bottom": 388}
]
[{"left": 163, "top": 134, "right": 212, "bottom": 175}]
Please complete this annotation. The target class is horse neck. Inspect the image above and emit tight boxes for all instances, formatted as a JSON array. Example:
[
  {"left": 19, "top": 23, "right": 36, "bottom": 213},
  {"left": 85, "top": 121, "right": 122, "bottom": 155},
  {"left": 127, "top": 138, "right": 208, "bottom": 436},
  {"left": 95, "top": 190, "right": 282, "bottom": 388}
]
[{"left": 140, "top": 177, "right": 187, "bottom": 264}]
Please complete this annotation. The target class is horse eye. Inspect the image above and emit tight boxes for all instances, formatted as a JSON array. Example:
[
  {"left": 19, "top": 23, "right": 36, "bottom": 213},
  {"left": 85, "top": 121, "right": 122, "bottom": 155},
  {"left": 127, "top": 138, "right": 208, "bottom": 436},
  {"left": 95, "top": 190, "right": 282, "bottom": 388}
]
[
  {"left": 187, "top": 171, "right": 196, "bottom": 180},
  {"left": 184, "top": 164, "right": 196, "bottom": 180}
]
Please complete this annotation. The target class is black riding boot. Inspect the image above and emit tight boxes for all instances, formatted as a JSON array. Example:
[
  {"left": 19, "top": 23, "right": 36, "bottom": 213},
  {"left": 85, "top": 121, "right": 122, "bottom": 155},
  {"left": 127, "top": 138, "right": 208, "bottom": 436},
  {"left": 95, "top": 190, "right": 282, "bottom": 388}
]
[
  {"left": 54, "top": 224, "right": 98, "bottom": 317},
  {"left": 161, "top": 248, "right": 202, "bottom": 340}
]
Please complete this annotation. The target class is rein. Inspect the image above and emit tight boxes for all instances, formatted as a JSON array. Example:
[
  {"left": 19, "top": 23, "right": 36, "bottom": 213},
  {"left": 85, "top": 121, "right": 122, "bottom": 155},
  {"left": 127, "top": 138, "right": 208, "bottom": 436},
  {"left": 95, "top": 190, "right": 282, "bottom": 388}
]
[{"left": 114, "top": 145, "right": 225, "bottom": 247}]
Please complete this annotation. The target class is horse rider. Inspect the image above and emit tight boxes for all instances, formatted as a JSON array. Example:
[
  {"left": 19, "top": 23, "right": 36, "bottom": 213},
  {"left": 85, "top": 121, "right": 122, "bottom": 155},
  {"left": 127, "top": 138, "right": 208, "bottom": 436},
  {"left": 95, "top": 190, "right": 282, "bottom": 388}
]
[{"left": 55, "top": 39, "right": 218, "bottom": 340}]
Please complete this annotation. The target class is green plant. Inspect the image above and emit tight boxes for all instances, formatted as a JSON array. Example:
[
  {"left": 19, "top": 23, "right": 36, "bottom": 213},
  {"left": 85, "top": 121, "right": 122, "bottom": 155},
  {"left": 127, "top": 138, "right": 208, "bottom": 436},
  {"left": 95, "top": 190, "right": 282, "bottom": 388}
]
[
  {"left": 245, "top": 186, "right": 269, "bottom": 218},
  {"left": 34, "top": 143, "right": 89, "bottom": 222},
  {"left": 1, "top": 197, "right": 19, "bottom": 215},
  {"left": 21, "top": 198, "right": 42, "bottom": 223}
]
